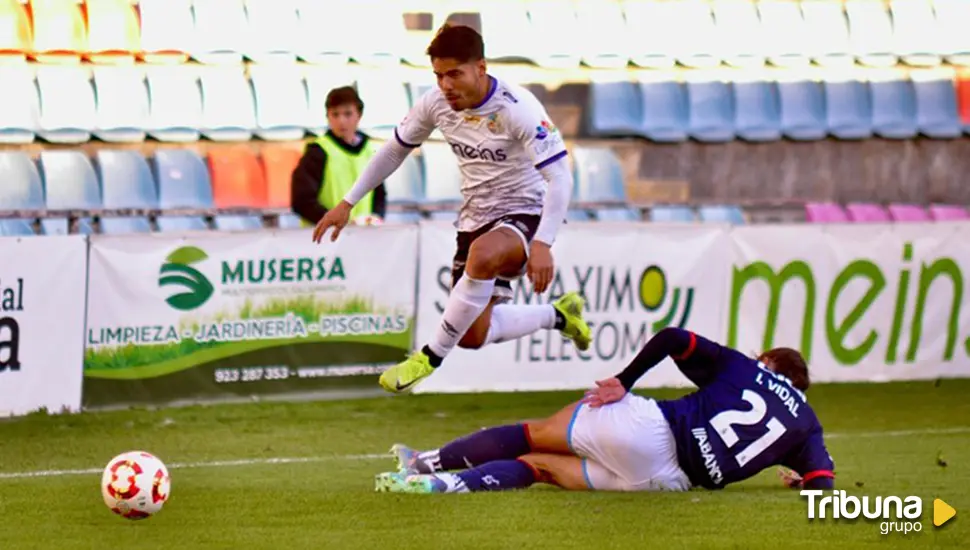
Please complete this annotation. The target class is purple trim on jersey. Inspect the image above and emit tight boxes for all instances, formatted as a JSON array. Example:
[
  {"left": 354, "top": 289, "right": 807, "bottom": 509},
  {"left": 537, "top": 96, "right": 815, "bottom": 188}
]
[
  {"left": 565, "top": 403, "right": 583, "bottom": 451},
  {"left": 393, "top": 127, "right": 420, "bottom": 149},
  {"left": 471, "top": 76, "right": 498, "bottom": 110},
  {"left": 535, "top": 150, "right": 568, "bottom": 170}
]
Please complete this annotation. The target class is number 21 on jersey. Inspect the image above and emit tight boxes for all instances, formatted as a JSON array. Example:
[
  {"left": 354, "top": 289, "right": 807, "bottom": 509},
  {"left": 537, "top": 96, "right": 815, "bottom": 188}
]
[{"left": 710, "top": 390, "right": 788, "bottom": 467}]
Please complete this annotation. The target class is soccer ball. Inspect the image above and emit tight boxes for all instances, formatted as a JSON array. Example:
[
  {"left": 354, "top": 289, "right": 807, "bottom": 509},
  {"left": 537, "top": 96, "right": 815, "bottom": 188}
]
[{"left": 101, "top": 451, "right": 171, "bottom": 520}]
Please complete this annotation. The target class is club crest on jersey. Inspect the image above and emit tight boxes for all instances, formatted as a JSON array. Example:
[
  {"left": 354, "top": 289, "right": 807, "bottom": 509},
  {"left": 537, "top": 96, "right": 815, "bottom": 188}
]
[
  {"left": 535, "top": 120, "right": 558, "bottom": 140},
  {"left": 486, "top": 114, "right": 502, "bottom": 134}
]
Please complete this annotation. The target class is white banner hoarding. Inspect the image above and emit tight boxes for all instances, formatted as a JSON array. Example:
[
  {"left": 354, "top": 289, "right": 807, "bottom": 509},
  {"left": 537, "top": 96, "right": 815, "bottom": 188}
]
[
  {"left": 729, "top": 222, "right": 970, "bottom": 382},
  {"left": 414, "top": 221, "right": 732, "bottom": 392},
  {"left": 83, "top": 227, "right": 418, "bottom": 406},
  {"left": 0, "top": 236, "right": 88, "bottom": 416}
]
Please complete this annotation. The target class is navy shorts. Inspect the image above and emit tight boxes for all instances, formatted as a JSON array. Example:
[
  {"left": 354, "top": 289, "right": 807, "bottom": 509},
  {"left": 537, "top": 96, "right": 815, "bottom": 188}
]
[{"left": 450, "top": 213, "right": 541, "bottom": 302}]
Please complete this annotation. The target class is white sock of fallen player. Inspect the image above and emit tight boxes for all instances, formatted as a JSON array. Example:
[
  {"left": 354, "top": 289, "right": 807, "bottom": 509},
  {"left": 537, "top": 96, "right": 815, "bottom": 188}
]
[
  {"left": 426, "top": 274, "right": 496, "bottom": 359},
  {"left": 483, "top": 303, "right": 557, "bottom": 345}
]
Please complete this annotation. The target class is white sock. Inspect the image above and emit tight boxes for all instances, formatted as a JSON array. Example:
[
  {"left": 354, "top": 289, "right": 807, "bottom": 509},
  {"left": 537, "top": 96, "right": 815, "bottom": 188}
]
[
  {"left": 484, "top": 304, "right": 557, "bottom": 345},
  {"left": 427, "top": 275, "right": 495, "bottom": 359}
]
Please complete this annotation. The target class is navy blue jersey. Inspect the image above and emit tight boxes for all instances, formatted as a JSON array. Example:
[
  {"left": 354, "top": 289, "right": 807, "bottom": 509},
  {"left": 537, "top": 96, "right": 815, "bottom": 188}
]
[{"left": 655, "top": 332, "right": 835, "bottom": 490}]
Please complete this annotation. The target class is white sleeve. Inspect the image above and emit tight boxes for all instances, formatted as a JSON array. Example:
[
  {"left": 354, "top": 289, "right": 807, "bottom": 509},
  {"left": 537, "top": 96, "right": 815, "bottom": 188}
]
[
  {"left": 533, "top": 157, "right": 573, "bottom": 246},
  {"left": 343, "top": 139, "right": 411, "bottom": 205},
  {"left": 393, "top": 91, "right": 436, "bottom": 148}
]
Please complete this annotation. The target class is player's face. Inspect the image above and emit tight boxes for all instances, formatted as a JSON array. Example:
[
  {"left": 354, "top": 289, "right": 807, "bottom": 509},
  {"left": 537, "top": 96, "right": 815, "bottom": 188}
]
[
  {"left": 432, "top": 57, "right": 486, "bottom": 111},
  {"left": 326, "top": 104, "right": 361, "bottom": 141}
]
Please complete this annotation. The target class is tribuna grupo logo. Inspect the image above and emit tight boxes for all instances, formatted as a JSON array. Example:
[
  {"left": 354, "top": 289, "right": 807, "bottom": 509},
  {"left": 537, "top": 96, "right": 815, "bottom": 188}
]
[{"left": 801, "top": 490, "right": 957, "bottom": 536}]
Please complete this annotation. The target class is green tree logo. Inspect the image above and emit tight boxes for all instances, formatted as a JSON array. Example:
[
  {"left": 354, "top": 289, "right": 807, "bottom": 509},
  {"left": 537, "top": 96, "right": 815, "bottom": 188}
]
[{"left": 159, "top": 246, "right": 214, "bottom": 311}]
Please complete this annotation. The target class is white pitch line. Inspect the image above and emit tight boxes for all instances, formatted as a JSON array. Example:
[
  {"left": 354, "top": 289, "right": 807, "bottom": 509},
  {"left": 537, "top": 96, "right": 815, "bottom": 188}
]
[{"left": 1, "top": 426, "right": 968, "bottom": 482}]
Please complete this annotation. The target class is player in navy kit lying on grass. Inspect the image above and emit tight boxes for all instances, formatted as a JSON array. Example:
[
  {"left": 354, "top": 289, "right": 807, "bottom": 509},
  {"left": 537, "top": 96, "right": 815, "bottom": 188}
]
[{"left": 375, "top": 327, "right": 836, "bottom": 494}]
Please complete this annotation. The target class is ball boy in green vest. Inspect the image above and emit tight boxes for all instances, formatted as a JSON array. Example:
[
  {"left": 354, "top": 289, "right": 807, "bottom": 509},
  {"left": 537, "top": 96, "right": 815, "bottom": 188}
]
[{"left": 291, "top": 86, "right": 387, "bottom": 226}]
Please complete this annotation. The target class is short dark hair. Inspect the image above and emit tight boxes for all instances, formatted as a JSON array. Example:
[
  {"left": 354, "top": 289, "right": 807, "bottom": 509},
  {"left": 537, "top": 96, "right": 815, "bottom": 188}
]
[
  {"left": 325, "top": 86, "right": 364, "bottom": 113},
  {"left": 759, "top": 347, "right": 810, "bottom": 391},
  {"left": 426, "top": 24, "right": 484, "bottom": 63}
]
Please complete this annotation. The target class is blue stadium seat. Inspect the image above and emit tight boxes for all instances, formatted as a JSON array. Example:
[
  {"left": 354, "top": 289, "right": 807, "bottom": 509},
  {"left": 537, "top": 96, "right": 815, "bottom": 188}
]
[
  {"left": 0, "top": 152, "right": 43, "bottom": 236},
  {"left": 0, "top": 66, "right": 39, "bottom": 144},
  {"left": 36, "top": 66, "right": 96, "bottom": 144},
  {"left": 383, "top": 211, "right": 422, "bottom": 224},
  {"left": 38, "top": 151, "right": 101, "bottom": 235},
  {"left": 146, "top": 65, "right": 203, "bottom": 143},
  {"left": 824, "top": 80, "right": 873, "bottom": 139},
  {"left": 914, "top": 78, "right": 961, "bottom": 139},
  {"left": 649, "top": 205, "right": 696, "bottom": 223},
  {"left": 870, "top": 78, "right": 917, "bottom": 139},
  {"left": 587, "top": 81, "right": 643, "bottom": 137},
  {"left": 249, "top": 64, "right": 308, "bottom": 141},
  {"left": 639, "top": 81, "right": 688, "bottom": 142},
  {"left": 571, "top": 146, "right": 639, "bottom": 221},
  {"left": 687, "top": 81, "right": 735, "bottom": 142},
  {"left": 199, "top": 65, "right": 256, "bottom": 142},
  {"left": 278, "top": 214, "right": 304, "bottom": 229},
  {"left": 566, "top": 210, "right": 592, "bottom": 222},
  {"left": 92, "top": 66, "right": 149, "bottom": 143},
  {"left": 778, "top": 80, "right": 827, "bottom": 141},
  {"left": 420, "top": 142, "right": 462, "bottom": 205},
  {"left": 733, "top": 81, "right": 782, "bottom": 142},
  {"left": 93, "top": 150, "right": 158, "bottom": 234},
  {"left": 152, "top": 150, "right": 212, "bottom": 232},
  {"left": 698, "top": 205, "right": 746, "bottom": 224}
]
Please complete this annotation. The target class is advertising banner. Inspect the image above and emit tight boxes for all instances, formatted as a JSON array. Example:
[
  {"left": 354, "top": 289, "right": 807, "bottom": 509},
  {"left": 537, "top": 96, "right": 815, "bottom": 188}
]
[
  {"left": 83, "top": 227, "right": 418, "bottom": 406},
  {"left": 0, "top": 235, "right": 88, "bottom": 417},
  {"left": 413, "top": 221, "right": 733, "bottom": 393},
  {"left": 729, "top": 222, "right": 970, "bottom": 382}
]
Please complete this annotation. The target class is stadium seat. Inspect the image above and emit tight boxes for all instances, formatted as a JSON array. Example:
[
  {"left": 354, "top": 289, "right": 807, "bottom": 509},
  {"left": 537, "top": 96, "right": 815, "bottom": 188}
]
[
  {"left": 0, "top": 152, "right": 42, "bottom": 236},
  {"left": 138, "top": 0, "right": 193, "bottom": 64},
  {"left": 30, "top": 0, "right": 86, "bottom": 64},
  {"left": 672, "top": 0, "right": 720, "bottom": 69},
  {"left": 208, "top": 147, "right": 266, "bottom": 231},
  {"left": 38, "top": 151, "right": 100, "bottom": 235},
  {"left": 801, "top": 0, "right": 853, "bottom": 67},
  {"left": 346, "top": 0, "right": 408, "bottom": 67},
  {"left": 478, "top": 0, "right": 535, "bottom": 65},
  {"left": 250, "top": 64, "right": 308, "bottom": 141},
  {"left": 890, "top": 0, "right": 942, "bottom": 67},
  {"left": 824, "top": 80, "right": 873, "bottom": 140},
  {"left": 420, "top": 141, "right": 462, "bottom": 205},
  {"left": 929, "top": 204, "right": 970, "bottom": 221},
  {"left": 934, "top": 0, "right": 970, "bottom": 66},
  {"left": 152, "top": 149, "right": 212, "bottom": 232},
  {"left": 304, "top": 66, "right": 354, "bottom": 136},
  {"left": 870, "top": 78, "right": 917, "bottom": 139},
  {"left": 92, "top": 66, "right": 148, "bottom": 143},
  {"left": 0, "top": 65, "right": 39, "bottom": 144},
  {"left": 525, "top": 0, "right": 582, "bottom": 69},
  {"left": 383, "top": 211, "right": 422, "bottom": 224},
  {"left": 93, "top": 150, "right": 157, "bottom": 233},
  {"left": 698, "top": 205, "right": 746, "bottom": 224},
  {"left": 623, "top": 0, "right": 676, "bottom": 69},
  {"left": 649, "top": 205, "right": 695, "bottom": 223},
  {"left": 778, "top": 80, "right": 827, "bottom": 141},
  {"left": 384, "top": 151, "right": 424, "bottom": 206},
  {"left": 733, "top": 81, "right": 782, "bottom": 142},
  {"left": 639, "top": 80, "right": 688, "bottom": 143},
  {"left": 145, "top": 65, "right": 203, "bottom": 142},
  {"left": 191, "top": 0, "right": 248, "bottom": 65},
  {"left": 85, "top": 0, "right": 140, "bottom": 65},
  {"left": 711, "top": 0, "right": 766, "bottom": 68},
  {"left": 244, "top": 0, "right": 299, "bottom": 64},
  {"left": 571, "top": 146, "right": 639, "bottom": 221},
  {"left": 356, "top": 73, "right": 411, "bottom": 140},
  {"left": 36, "top": 65, "right": 96, "bottom": 144},
  {"left": 0, "top": 0, "right": 31, "bottom": 63},
  {"left": 845, "top": 0, "right": 897, "bottom": 67},
  {"left": 575, "top": 0, "right": 630, "bottom": 69},
  {"left": 913, "top": 78, "right": 962, "bottom": 139},
  {"left": 757, "top": 0, "right": 810, "bottom": 68},
  {"left": 199, "top": 65, "right": 256, "bottom": 142},
  {"left": 686, "top": 80, "right": 735, "bottom": 142},
  {"left": 887, "top": 204, "right": 931, "bottom": 222},
  {"left": 805, "top": 202, "right": 850, "bottom": 223},
  {"left": 294, "top": 0, "right": 349, "bottom": 65},
  {"left": 587, "top": 80, "right": 642, "bottom": 138},
  {"left": 958, "top": 76, "right": 970, "bottom": 133},
  {"left": 845, "top": 202, "right": 891, "bottom": 223},
  {"left": 260, "top": 145, "right": 301, "bottom": 209}
]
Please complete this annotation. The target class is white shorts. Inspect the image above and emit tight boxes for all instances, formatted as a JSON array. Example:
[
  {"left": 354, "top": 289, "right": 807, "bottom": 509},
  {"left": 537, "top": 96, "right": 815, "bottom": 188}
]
[{"left": 567, "top": 394, "right": 692, "bottom": 492}]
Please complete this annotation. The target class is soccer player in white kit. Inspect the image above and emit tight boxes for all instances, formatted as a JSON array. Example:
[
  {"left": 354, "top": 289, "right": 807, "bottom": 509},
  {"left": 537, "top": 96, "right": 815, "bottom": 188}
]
[{"left": 312, "top": 25, "right": 592, "bottom": 393}]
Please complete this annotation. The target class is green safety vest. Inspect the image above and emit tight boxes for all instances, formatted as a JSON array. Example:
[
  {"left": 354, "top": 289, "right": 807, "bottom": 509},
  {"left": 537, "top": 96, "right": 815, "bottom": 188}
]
[{"left": 305, "top": 133, "right": 380, "bottom": 226}]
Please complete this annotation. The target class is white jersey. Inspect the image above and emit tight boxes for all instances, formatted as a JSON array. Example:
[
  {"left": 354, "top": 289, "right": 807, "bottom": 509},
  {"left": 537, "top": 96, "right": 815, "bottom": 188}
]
[{"left": 394, "top": 76, "right": 568, "bottom": 232}]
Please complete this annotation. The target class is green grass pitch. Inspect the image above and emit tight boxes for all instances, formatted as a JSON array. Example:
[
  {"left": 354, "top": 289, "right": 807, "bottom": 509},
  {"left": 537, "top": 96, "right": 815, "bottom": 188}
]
[{"left": 0, "top": 380, "right": 968, "bottom": 549}]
